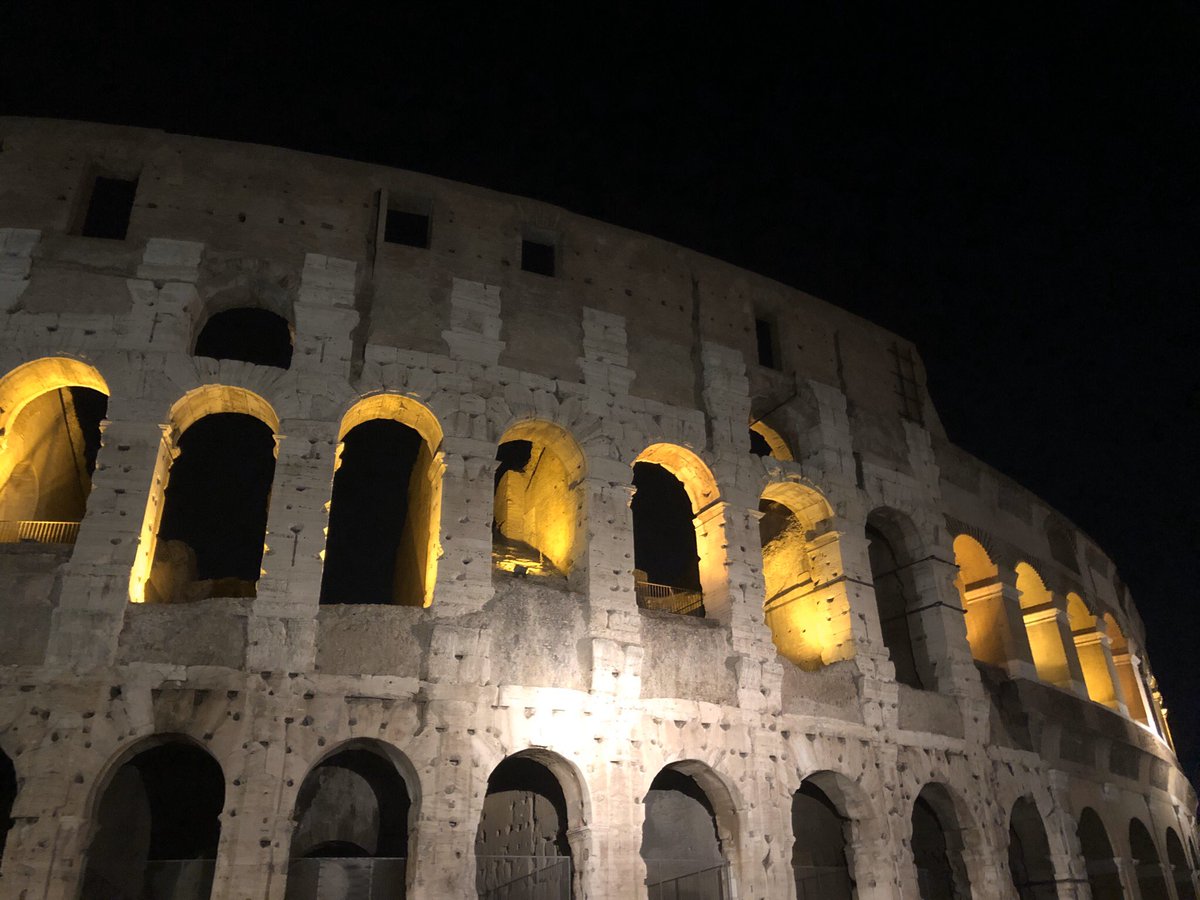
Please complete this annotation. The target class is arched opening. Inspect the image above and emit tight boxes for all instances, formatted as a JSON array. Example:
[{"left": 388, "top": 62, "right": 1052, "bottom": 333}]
[
  {"left": 792, "top": 778, "right": 853, "bottom": 899},
  {"left": 749, "top": 420, "right": 792, "bottom": 460},
  {"left": 286, "top": 742, "right": 413, "bottom": 900},
  {"left": 80, "top": 739, "right": 224, "bottom": 900},
  {"left": 1165, "top": 828, "right": 1197, "bottom": 900},
  {"left": 910, "top": 784, "right": 972, "bottom": 900},
  {"left": 641, "top": 764, "right": 732, "bottom": 897},
  {"left": 759, "top": 483, "right": 848, "bottom": 669},
  {"left": 492, "top": 420, "right": 586, "bottom": 581},
  {"left": 631, "top": 445, "right": 723, "bottom": 618},
  {"left": 952, "top": 534, "right": 1009, "bottom": 669},
  {"left": 1077, "top": 807, "right": 1122, "bottom": 900},
  {"left": 1, "top": 748, "right": 15, "bottom": 864},
  {"left": 1104, "top": 614, "right": 1151, "bottom": 725},
  {"left": 1007, "top": 797, "right": 1056, "bottom": 899},
  {"left": 320, "top": 396, "right": 443, "bottom": 607},
  {"left": 194, "top": 307, "right": 293, "bottom": 369},
  {"left": 1015, "top": 563, "right": 1073, "bottom": 688},
  {"left": 146, "top": 412, "right": 276, "bottom": 602},
  {"left": 0, "top": 358, "right": 109, "bottom": 545},
  {"left": 866, "top": 511, "right": 924, "bottom": 689},
  {"left": 475, "top": 754, "right": 576, "bottom": 899},
  {"left": 1130, "top": 818, "right": 1169, "bottom": 900}
]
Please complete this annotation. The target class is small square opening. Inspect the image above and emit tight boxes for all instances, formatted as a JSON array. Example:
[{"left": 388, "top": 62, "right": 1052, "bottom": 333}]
[
  {"left": 384, "top": 207, "right": 430, "bottom": 248},
  {"left": 521, "top": 238, "right": 556, "bottom": 277},
  {"left": 755, "top": 317, "right": 780, "bottom": 369},
  {"left": 80, "top": 175, "right": 138, "bottom": 240}
]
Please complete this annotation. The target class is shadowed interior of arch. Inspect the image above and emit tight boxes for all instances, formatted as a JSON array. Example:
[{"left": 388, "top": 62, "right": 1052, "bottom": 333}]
[
  {"left": 1165, "top": 828, "right": 1198, "bottom": 900},
  {"left": 286, "top": 745, "right": 411, "bottom": 900},
  {"left": 475, "top": 756, "right": 572, "bottom": 897},
  {"left": 194, "top": 307, "right": 293, "bottom": 369},
  {"left": 1077, "top": 807, "right": 1123, "bottom": 900},
  {"left": 148, "top": 413, "right": 276, "bottom": 602},
  {"left": 0, "top": 749, "right": 14, "bottom": 861},
  {"left": 80, "top": 741, "right": 224, "bottom": 900},
  {"left": 1007, "top": 797, "right": 1055, "bottom": 898},
  {"left": 792, "top": 780, "right": 854, "bottom": 899},
  {"left": 641, "top": 767, "right": 727, "bottom": 892},
  {"left": 631, "top": 461, "right": 702, "bottom": 615},
  {"left": 321, "top": 419, "right": 426, "bottom": 605},
  {"left": 866, "top": 517, "right": 923, "bottom": 689},
  {"left": 0, "top": 385, "right": 107, "bottom": 539},
  {"left": 911, "top": 786, "right": 971, "bottom": 900},
  {"left": 1130, "top": 818, "right": 1170, "bottom": 900}
]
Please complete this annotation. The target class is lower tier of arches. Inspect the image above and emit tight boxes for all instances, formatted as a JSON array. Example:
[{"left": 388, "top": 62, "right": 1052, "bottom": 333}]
[{"left": 0, "top": 673, "right": 1196, "bottom": 900}]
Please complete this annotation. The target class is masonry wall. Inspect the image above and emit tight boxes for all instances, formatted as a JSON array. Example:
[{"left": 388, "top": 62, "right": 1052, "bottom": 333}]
[{"left": 0, "top": 118, "right": 1195, "bottom": 900}]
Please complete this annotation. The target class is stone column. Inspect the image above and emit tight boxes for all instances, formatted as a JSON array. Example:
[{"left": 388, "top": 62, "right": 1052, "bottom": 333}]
[
  {"left": 250, "top": 418, "right": 338, "bottom": 672},
  {"left": 961, "top": 570, "right": 1038, "bottom": 680},
  {"left": 904, "top": 552, "right": 984, "bottom": 697},
  {"left": 291, "top": 254, "right": 360, "bottom": 380},
  {"left": 431, "top": 436, "right": 496, "bottom": 617},
  {"left": 46, "top": 415, "right": 166, "bottom": 668},
  {"left": 1073, "top": 622, "right": 1128, "bottom": 714},
  {"left": 1, "top": 766, "right": 90, "bottom": 900},
  {"left": 1116, "top": 855, "right": 1145, "bottom": 899}
]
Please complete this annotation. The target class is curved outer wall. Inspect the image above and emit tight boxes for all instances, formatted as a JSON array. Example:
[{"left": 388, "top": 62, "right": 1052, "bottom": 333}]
[{"left": 0, "top": 118, "right": 1195, "bottom": 899}]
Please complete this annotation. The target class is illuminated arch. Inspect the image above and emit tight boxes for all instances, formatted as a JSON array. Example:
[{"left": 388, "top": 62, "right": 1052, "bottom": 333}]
[
  {"left": 631, "top": 444, "right": 726, "bottom": 618},
  {"left": 321, "top": 394, "right": 444, "bottom": 607},
  {"left": 759, "top": 481, "right": 851, "bottom": 669},
  {"left": 952, "top": 534, "right": 1008, "bottom": 668},
  {"left": 129, "top": 386, "right": 280, "bottom": 604},
  {"left": 492, "top": 418, "right": 587, "bottom": 580},
  {"left": 1104, "top": 613, "right": 1151, "bottom": 725},
  {"left": 1066, "top": 592, "right": 1124, "bottom": 711},
  {"left": 1015, "top": 562, "right": 1074, "bottom": 689},
  {"left": 0, "top": 357, "right": 110, "bottom": 539},
  {"left": 749, "top": 419, "right": 793, "bottom": 461}
]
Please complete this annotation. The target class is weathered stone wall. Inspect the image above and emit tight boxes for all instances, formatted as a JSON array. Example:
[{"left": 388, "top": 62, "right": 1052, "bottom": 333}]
[{"left": 0, "top": 117, "right": 1195, "bottom": 900}]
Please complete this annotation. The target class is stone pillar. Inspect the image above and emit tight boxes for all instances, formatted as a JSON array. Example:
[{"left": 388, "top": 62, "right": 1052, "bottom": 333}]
[
  {"left": 1022, "top": 597, "right": 1088, "bottom": 696},
  {"left": 292, "top": 254, "right": 360, "bottom": 380},
  {"left": 250, "top": 418, "right": 338, "bottom": 671},
  {"left": 1116, "top": 855, "right": 1145, "bottom": 899},
  {"left": 1, "top": 767, "right": 90, "bottom": 900},
  {"left": 431, "top": 436, "right": 496, "bottom": 616},
  {"left": 1073, "top": 622, "right": 1128, "bottom": 714},
  {"left": 1113, "top": 650, "right": 1154, "bottom": 727},
  {"left": 127, "top": 238, "right": 205, "bottom": 352},
  {"left": 962, "top": 570, "right": 1038, "bottom": 680},
  {"left": 905, "top": 552, "right": 984, "bottom": 697},
  {"left": 0, "top": 227, "right": 40, "bottom": 310},
  {"left": 441, "top": 277, "right": 504, "bottom": 366},
  {"left": 46, "top": 416, "right": 165, "bottom": 668}
]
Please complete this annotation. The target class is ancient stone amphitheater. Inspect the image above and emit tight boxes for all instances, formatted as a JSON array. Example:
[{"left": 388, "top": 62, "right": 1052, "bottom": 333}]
[{"left": 0, "top": 117, "right": 1194, "bottom": 900}]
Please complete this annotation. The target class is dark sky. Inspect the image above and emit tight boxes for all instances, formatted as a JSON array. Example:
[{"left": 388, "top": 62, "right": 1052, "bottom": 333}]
[{"left": 7, "top": 5, "right": 1199, "bottom": 777}]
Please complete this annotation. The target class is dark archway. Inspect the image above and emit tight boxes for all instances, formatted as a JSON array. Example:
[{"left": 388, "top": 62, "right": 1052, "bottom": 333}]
[
  {"left": 911, "top": 785, "right": 971, "bottom": 900},
  {"left": 866, "top": 514, "right": 923, "bottom": 688},
  {"left": 631, "top": 461, "right": 703, "bottom": 616},
  {"left": 1076, "top": 808, "right": 1122, "bottom": 900},
  {"left": 1130, "top": 818, "right": 1170, "bottom": 900},
  {"left": 321, "top": 419, "right": 427, "bottom": 605},
  {"left": 151, "top": 413, "right": 276, "bottom": 601},
  {"left": 792, "top": 780, "right": 853, "bottom": 899},
  {"left": 1007, "top": 797, "right": 1056, "bottom": 899},
  {"left": 475, "top": 755, "right": 574, "bottom": 899},
  {"left": 1, "top": 749, "right": 15, "bottom": 864},
  {"left": 641, "top": 766, "right": 730, "bottom": 897},
  {"left": 194, "top": 307, "right": 293, "bottom": 369},
  {"left": 1166, "top": 828, "right": 1198, "bottom": 900},
  {"left": 80, "top": 739, "right": 224, "bottom": 900},
  {"left": 286, "top": 743, "right": 412, "bottom": 900}
]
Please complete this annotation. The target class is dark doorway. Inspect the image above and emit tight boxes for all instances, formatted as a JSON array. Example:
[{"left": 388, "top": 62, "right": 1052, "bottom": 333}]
[
  {"left": 1166, "top": 828, "right": 1198, "bottom": 900},
  {"left": 1130, "top": 818, "right": 1170, "bottom": 900},
  {"left": 792, "top": 780, "right": 853, "bottom": 899},
  {"left": 631, "top": 462, "right": 703, "bottom": 616},
  {"left": 866, "top": 518, "right": 923, "bottom": 689},
  {"left": 320, "top": 419, "right": 427, "bottom": 605},
  {"left": 80, "top": 740, "right": 224, "bottom": 900},
  {"left": 194, "top": 308, "right": 293, "bottom": 369},
  {"left": 154, "top": 413, "right": 276, "bottom": 599},
  {"left": 911, "top": 788, "right": 970, "bottom": 900},
  {"left": 1007, "top": 797, "right": 1056, "bottom": 899},
  {"left": 0, "top": 749, "right": 15, "bottom": 862},
  {"left": 641, "top": 767, "right": 729, "bottom": 898},
  {"left": 475, "top": 756, "right": 573, "bottom": 899},
  {"left": 1077, "top": 808, "right": 1122, "bottom": 900},
  {"left": 287, "top": 744, "right": 411, "bottom": 900}
]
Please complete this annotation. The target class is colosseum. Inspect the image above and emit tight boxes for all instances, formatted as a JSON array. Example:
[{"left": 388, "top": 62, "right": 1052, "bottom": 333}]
[{"left": 0, "top": 117, "right": 1194, "bottom": 900}]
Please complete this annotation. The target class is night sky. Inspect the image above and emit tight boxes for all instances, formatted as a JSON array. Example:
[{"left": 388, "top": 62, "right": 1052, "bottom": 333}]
[{"left": 7, "top": 6, "right": 1199, "bottom": 777}]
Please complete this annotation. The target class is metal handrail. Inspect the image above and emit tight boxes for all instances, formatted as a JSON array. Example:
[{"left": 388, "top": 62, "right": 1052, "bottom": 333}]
[
  {"left": 0, "top": 519, "right": 80, "bottom": 544},
  {"left": 635, "top": 580, "right": 703, "bottom": 615}
]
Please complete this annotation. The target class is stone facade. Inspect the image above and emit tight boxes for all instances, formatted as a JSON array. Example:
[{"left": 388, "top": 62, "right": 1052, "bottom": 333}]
[{"left": 0, "top": 117, "right": 1195, "bottom": 900}]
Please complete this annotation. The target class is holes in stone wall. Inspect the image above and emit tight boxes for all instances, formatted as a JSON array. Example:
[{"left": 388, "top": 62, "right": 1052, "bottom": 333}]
[
  {"left": 384, "top": 208, "right": 431, "bottom": 248},
  {"left": 194, "top": 308, "right": 294, "bottom": 369},
  {"left": 521, "top": 238, "right": 556, "bottom": 277},
  {"left": 149, "top": 413, "right": 276, "bottom": 602},
  {"left": 80, "top": 740, "right": 224, "bottom": 899},
  {"left": 321, "top": 419, "right": 427, "bottom": 605}
]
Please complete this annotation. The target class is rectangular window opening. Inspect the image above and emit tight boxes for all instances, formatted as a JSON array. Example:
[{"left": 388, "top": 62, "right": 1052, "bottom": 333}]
[
  {"left": 521, "top": 238, "right": 556, "bottom": 277},
  {"left": 384, "top": 207, "right": 431, "bottom": 248},
  {"left": 755, "top": 317, "right": 780, "bottom": 369},
  {"left": 80, "top": 175, "right": 138, "bottom": 240},
  {"left": 890, "top": 343, "right": 924, "bottom": 424}
]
